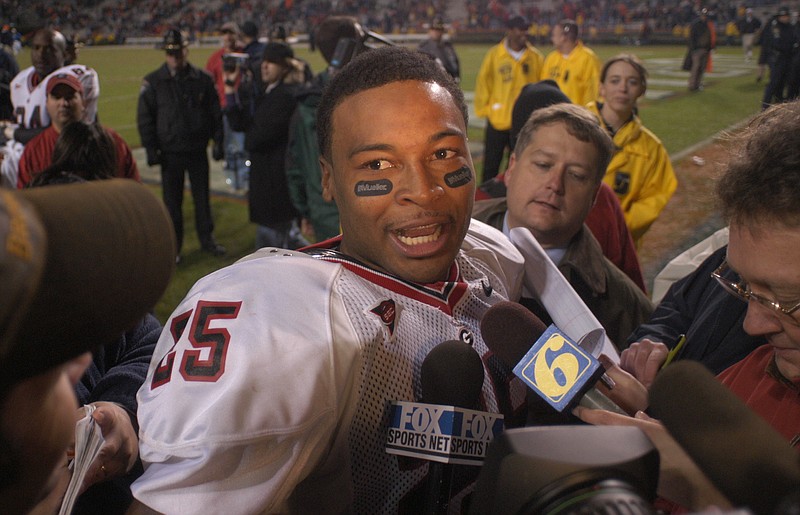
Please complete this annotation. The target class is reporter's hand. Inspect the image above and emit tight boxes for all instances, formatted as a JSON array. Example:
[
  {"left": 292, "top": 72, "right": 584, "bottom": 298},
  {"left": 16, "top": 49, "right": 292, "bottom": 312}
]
[
  {"left": 80, "top": 402, "right": 139, "bottom": 492},
  {"left": 573, "top": 407, "right": 732, "bottom": 511},
  {"left": 619, "top": 339, "right": 670, "bottom": 388},
  {"left": 596, "top": 354, "right": 649, "bottom": 415}
]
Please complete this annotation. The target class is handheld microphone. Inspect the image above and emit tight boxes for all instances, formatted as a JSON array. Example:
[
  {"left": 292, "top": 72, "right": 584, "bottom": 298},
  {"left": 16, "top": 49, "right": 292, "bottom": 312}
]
[
  {"left": 480, "top": 301, "right": 625, "bottom": 415},
  {"left": 649, "top": 360, "right": 800, "bottom": 515},
  {"left": 385, "top": 340, "right": 503, "bottom": 514}
]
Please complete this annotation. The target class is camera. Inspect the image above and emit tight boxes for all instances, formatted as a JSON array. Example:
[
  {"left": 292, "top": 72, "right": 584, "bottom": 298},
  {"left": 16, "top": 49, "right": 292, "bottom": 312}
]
[
  {"left": 470, "top": 426, "right": 659, "bottom": 514},
  {"left": 222, "top": 52, "right": 250, "bottom": 72}
]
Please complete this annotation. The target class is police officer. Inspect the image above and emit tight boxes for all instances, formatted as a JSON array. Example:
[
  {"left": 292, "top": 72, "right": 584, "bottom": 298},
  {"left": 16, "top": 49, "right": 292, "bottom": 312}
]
[
  {"left": 137, "top": 28, "right": 225, "bottom": 263},
  {"left": 761, "top": 6, "right": 797, "bottom": 108}
]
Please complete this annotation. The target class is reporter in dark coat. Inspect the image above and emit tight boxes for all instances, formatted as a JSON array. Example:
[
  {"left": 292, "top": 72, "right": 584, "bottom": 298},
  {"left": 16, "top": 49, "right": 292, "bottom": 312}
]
[{"left": 225, "top": 42, "right": 309, "bottom": 249}]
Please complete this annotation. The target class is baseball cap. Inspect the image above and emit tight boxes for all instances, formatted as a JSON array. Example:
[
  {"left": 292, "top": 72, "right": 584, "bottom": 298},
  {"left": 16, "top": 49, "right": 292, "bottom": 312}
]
[
  {"left": 507, "top": 15, "right": 529, "bottom": 30},
  {"left": 778, "top": 6, "right": 790, "bottom": 16},
  {"left": 220, "top": 21, "right": 241, "bottom": 35},
  {"left": 0, "top": 180, "right": 176, "bottom": 392},
  {"left": 46, "top": 73, "right": 83, "bottom": 96}
]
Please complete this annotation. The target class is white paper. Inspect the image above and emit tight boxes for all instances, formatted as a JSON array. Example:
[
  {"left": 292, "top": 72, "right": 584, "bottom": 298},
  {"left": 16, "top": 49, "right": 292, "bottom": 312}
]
[
  {"left": 59, "top": 404, "right": 105, "bottom": 515},
  {"left": 509, "top": 227, "right": 620, "bottom": 361}
]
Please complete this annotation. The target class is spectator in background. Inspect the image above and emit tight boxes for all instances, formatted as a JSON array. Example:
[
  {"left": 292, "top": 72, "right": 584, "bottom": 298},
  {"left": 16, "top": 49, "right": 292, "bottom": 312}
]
[
  {"left": 286, "top": 15, "right": 367, "bottom": 243},
  {"left": 474, "top": 15, "right": 544, "bottom": 182},
  {"left": 9, "top": 28, "right": 99, "bottom": 132},
  {"left": 18, "top": 73, "right": 139, "bottom": 187},
  {"left": 418, "top": 15, "right": 461, "bottom": 83},
  {"left": 0, "top": 43, "right": 17, "bottom": 120},
  {"left": 1, "top": 28, "right": 99, "bottom": 188},
  {"left": 541, "top": 19, "right": 601, "bottom": 107},
  {"left": 475, "top": 79, "right": 646, "bottom": 292},
  {"left": 687, "top": 8, "right": 714, "bottom": 91},
  {"left": 737, "top": 8, "right": 762, "bottom": 62},
  {"left": 759, "top": 7, "right": 796, "bottom": 107},
  {"left": 64, "top": 34, "right": 83, "bottom": 66},
  {"left": 225, "top": 42, "right": 308, "bottom": 249},
  {"left": 472, "top": 103, "right": 652, "bottom": 347},
  {"left": 27, "top": 121, "right": 129, "bottom": 187},
  {"left": 205, "top": 21, "right": 249, "bottom": 192},
  {"left": 586, "top": 54, "right": 677, "bottom": 247},
  {"left": 240, "top": 20, "right": 266, "bottom": 90},
  {"left": 137, "top": 28, "right": 225, "bottom": 263}
]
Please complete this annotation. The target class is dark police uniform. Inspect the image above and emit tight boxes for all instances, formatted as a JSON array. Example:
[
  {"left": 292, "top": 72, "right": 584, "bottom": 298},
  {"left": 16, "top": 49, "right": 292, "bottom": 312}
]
[{"left": 137, "top": 29, "right": 224, "bottom": 259}]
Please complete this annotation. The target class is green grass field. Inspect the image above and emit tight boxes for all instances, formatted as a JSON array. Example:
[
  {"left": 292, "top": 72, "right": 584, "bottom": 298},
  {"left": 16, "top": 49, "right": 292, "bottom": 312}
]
[{"left": 15, "top": 42, "right": 763, "bottom": 322}]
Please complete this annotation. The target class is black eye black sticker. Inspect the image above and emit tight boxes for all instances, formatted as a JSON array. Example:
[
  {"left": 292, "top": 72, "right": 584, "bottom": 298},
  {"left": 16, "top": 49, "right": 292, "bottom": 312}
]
[
  {"left": 444, "top": 166, "right": 473, "bottom": 188},
  {"left": 355, "top": 179, "right": 393, "bottom": 196}
]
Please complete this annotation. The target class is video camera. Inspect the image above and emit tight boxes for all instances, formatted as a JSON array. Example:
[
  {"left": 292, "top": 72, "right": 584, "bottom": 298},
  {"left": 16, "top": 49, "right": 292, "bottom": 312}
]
[
  {"left": 329, "top": 29, "right": 394, "bottom": 70},
  {"left": 222, "top": 52, "right": 250, "bottom": 72}
]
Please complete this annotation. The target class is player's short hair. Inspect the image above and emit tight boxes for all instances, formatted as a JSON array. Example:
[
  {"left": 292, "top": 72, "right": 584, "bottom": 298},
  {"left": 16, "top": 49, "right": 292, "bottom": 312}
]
[
  {"left": 317, "top": 46, "right": 466, "bottom": 161},
  {"left": 514, "top": 103, "right": 615, "bottom": 183},
  {"left": 557, "top": 19, "right": 580, "bottom": 41},
  {"left": 717, "top": 100, "right": 800, "bottom": 228},
  {"left": 600, "top": 53, "right": 648, "bottom": 94}
]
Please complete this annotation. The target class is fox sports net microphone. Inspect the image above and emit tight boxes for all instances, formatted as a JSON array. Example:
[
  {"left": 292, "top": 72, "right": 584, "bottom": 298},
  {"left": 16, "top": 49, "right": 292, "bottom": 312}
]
[
  {"left": 649, "top": 360, "right": 800, "bottom": 515},
  {"left": 480, "top": 301, "right": 625, "bottom": 415}
]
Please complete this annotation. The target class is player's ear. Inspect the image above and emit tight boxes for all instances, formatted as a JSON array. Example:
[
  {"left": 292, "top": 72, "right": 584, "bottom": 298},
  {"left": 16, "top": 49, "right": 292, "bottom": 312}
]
[{"left": 321, "top": 157, "right": 335, "bottom": 202}]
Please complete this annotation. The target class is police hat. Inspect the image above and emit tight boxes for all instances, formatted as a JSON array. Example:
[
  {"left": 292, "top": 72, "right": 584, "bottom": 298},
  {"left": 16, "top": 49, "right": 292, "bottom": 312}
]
[
  {"left": 161, "top": 28, "right": 188, "bottom": 51},
  {"left": 778, "top": 6, "right": 790, "bottom": 16}
]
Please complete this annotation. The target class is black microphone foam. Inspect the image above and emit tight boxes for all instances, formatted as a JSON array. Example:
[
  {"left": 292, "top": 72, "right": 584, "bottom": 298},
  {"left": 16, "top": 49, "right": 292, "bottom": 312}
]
[
  {"left": 421, "top": 340, "right": 485, "bottom": 408},
  {"left": 480, "top": 301, "right": 548, "bottom": 368},
  {"left": 649, "top": 360, "right": 800, "bottom": 515}
]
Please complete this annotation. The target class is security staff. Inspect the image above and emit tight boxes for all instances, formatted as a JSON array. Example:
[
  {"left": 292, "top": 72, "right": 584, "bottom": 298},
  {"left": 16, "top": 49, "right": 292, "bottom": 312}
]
[
  {"left": 137, "top": 28, "right": 225, "bottom": 263},
  {"left": 761, "top": 6, "right": 797, "bottom": 108}
]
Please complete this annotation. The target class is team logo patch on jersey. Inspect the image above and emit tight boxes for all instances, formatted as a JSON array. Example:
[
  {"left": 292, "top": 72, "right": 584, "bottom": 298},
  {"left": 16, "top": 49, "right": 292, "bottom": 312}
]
[
  {"left": 370, "top": 299, "right": 399, "bottom": 337},
  {"left": 613, "top": 171, "right": 631, "bottom": 195}
]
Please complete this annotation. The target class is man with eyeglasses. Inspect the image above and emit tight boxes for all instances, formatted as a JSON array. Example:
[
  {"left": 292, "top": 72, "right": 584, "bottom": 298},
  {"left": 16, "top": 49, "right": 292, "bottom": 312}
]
[
  {"left": 619, "top": 100, "right": 800, "bottom": 415},
  {"left": 621, "top": 243, "right": 765, "bottom": 388},
  {"left": 572, "top": 100, "right": 800, "bottom": 511}
]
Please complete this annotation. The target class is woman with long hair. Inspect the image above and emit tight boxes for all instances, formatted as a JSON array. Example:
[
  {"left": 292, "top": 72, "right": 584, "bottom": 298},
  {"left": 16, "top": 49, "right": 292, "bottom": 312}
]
[{"left": 586, "top": 53, "right": 677, "bottom": 247}]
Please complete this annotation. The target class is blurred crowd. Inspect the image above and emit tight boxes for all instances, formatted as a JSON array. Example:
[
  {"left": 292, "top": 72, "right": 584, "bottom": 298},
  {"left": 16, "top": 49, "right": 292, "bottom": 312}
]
[{"left": 0, "top": 0, "right": 787, "bottom": 44}]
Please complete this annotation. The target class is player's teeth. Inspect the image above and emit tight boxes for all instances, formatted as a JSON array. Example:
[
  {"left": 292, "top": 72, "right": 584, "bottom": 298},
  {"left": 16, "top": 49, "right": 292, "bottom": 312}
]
[{"left": 397, "top": 225, "right": 442, "bottom": 245}]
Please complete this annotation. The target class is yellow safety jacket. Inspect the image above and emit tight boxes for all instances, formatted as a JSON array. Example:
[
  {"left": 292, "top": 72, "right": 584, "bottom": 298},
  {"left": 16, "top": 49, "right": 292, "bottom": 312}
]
[
  {"left": 474, "top": 40, "right": 544, "bottom": 131},
  {"left": 587, "top": 102, "right": 678, "bottom": 246},
  {"left": 541, "top": 41, "right": 600, "bottom": 106}
]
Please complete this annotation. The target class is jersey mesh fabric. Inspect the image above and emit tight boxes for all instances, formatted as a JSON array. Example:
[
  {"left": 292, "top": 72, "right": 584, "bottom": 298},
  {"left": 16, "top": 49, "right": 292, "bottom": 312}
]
[{"left": 323, "top": 251, "right": 519, "bottom": 513}]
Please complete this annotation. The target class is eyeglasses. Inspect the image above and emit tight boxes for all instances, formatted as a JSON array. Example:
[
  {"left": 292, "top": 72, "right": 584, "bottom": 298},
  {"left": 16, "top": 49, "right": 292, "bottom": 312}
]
[{"left": 711, "top": 260, "right": 800, "bottom": 318}]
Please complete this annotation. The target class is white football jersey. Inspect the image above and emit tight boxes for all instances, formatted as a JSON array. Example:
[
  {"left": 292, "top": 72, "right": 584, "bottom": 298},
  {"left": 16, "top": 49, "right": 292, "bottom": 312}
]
[
  {"left": 133, "top": 220, "right": 525, "bottom": 514},
  {"left": 10, "top": 64, "right": 100, "bottom": 128}
]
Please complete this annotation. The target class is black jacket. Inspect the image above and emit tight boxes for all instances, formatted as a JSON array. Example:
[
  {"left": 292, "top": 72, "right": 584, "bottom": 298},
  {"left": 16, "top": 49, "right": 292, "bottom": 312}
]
[
  {"left": 226, "top": 80, "right": 299, "bottom": 225},
  {"left": 137, "top": 62, "right": 222, "bottom": 156},
  {"left": 626, "top": 246, "right": 765, "bottom": 375}
]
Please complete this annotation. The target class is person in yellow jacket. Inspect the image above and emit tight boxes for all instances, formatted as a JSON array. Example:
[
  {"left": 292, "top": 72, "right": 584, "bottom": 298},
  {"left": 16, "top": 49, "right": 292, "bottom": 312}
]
[
  {"left": 586, "top": 53, "right": 677, "bottom": 246},
  {"left": 474, "top": 15, "right": 543, "bottom": 182},
  {"left": 541, "top": 19, "right": 601, "bottom": 107}
]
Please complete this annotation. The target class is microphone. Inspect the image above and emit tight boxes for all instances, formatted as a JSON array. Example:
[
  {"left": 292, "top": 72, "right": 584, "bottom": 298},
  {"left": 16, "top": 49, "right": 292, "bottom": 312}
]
[
  {"left": 385, "top": 340, "right": 504, "bottom": 514},
  {"left": 480, "top": 301, "right": 625, "bottom": 415},
  {"left": 649, "top": 360, "right": 800, "bottom": 515}
]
